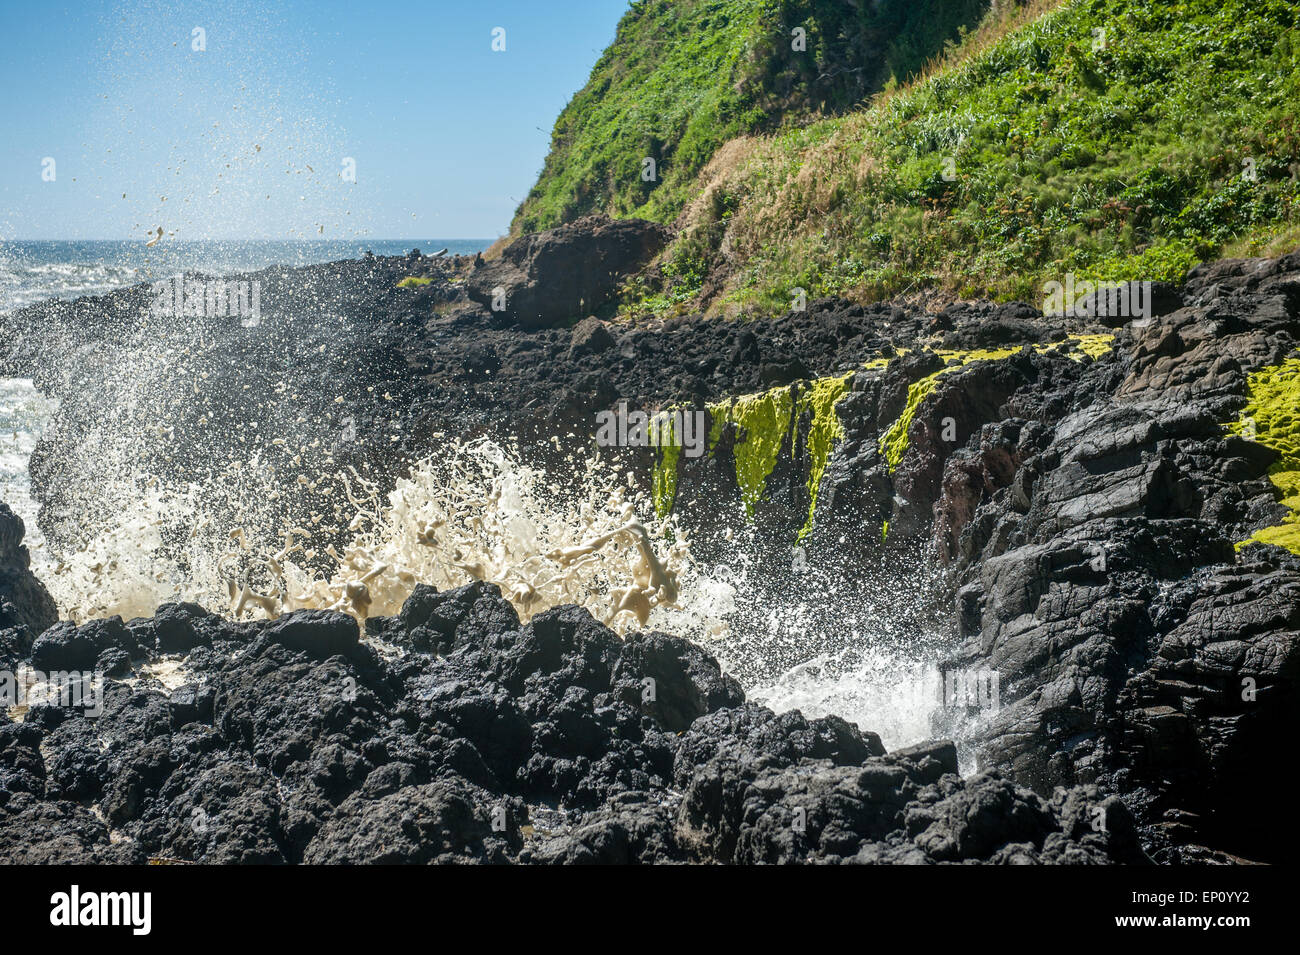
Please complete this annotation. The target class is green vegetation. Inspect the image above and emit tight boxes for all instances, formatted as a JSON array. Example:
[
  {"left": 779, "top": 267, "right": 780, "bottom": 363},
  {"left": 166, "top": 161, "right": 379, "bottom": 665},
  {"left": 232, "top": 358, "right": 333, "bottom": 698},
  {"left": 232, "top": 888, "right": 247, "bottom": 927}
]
[
  {"left": 1228, "top": 357, "right": 1300, "bottom": 555},
  {"left": 396, "top": 277, "right": 434, "bottom": 288},
  {"left": 531, "top": 0, "right": 1300, "bottom": 537},
  {"left": 598, "top": 0, "right": 1300, "bottom": 315},
  {"left": 1068, "top": 333, "right": 1116, "bottom": 360},
  {"left": 513, "top": 0, "right": 999, "bottom": 235}
]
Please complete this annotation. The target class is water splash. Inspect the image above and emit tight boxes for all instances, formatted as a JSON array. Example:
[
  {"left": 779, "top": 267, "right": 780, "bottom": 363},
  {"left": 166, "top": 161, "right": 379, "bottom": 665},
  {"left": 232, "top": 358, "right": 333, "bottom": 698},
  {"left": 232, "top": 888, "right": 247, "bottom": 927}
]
[
  {"left": 17, "top": 308, "right": 949, "bottom": 749},
  {"left": 224, "top": 438, "right": 720, "bottom": 636},
  {"left": 37, "top": 428, "right": 725, "bottom": 641},
  {"left": 10, "top": 271, "right": 950, "bottom": 752},
  {"left": 0, "top": 378, "right": 58, "bottom": 559},
  {"left": 701, "top": 538, "right": 954, "bottom": 749}
]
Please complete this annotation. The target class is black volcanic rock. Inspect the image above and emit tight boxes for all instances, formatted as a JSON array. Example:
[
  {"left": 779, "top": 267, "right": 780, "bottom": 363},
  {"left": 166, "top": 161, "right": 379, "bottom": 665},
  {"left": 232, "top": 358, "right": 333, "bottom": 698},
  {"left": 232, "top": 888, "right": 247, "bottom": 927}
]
[
  {"left": 918, "top": 258, "right": 1300, "bottom": 863},
  {"left": 465, "top": 215, "right": 668, "bottom": 329},
  {"left": 263, "top": 610, "right": 359, "bottom": 658},
  {"left": 568, "top": 316, "right": 616, "bottom": 358},
  {"left": 759, "top": 358, "right": 812, "bottom": 388},
  {"left": 0, "top": 504, "right": 57, "bottom": 639},
  {"left": 0, "top": 585, "right": 1140, "bottom": 864},
  {"left": 3, "top": 241, "right": 1300, "bottom": 865},
  {"left": 30, "top": 617, "right": 136, "bottom": 672},
  {"left": 152, "top": 602, "right": 220, "bottom": 654}
]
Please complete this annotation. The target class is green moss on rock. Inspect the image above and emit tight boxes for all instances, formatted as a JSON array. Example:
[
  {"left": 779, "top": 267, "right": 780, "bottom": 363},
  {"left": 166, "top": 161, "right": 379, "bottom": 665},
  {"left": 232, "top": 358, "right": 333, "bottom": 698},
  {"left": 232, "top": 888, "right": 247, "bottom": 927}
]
[
  {"left": 877, "top": 337, "right": 1114, "bottom": 472},
  {"left": 1068, "top": 334, "right": 1116, "bottom": 360},
  {"left": 1228, "top": 357, "right": 1300, "bottom": 555},
  {"left": 656, "top": 337, "right": 1114, "bottom": 531},
  {"left": 878, "top": 347, "right": 1020, "bottom": 472},
  {"left": 716, "top": 387, "right": 796, "bottom": 518},
  {"left": 651, "top": 413, "right": 684, "bottom": 519},
  {"left": 795, "top": 373, "right": 852, "bottom": 541},
  {"left": 702, "top": 373, "right": 852, "bottom": 533}
]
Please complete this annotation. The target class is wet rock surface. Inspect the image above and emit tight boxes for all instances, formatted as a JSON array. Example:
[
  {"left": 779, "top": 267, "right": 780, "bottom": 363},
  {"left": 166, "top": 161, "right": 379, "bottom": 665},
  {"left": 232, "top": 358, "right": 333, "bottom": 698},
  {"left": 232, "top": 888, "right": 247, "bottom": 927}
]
[
  {"left": 609, "top": 250, "right": 1300, "bottom": 863},
  {"left": 827, "top": 252, "right": 1300, "bottom": 863}
]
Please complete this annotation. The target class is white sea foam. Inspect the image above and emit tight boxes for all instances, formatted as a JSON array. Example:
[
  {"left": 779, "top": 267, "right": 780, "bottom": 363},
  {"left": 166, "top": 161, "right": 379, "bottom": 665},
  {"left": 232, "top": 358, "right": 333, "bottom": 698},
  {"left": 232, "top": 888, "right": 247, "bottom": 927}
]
[
  {"left": 35, "top": 426, "right": 722, "bottom": 641},
  {"left": 748, "top": 651, "right": 947, "bottom": 750},
  {"left": 704, "top": 544, "right": 953, "bottom": 749},
  {"left": 0, "top": 377, "right": 58, "bottom": 559},
  {"left": 0, "top": 260, "right": 145, "bottom": 313}
]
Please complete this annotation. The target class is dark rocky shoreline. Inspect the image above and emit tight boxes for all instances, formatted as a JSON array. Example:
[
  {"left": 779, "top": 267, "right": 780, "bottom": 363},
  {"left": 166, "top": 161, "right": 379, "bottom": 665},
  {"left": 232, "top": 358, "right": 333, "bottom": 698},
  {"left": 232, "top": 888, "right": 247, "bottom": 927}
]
[
  {"left": 2, "top": 520, "right": 1142, "bottom": 864},
  {"left": 2, "top": 224, "right": 1298, "bottom": 864}
]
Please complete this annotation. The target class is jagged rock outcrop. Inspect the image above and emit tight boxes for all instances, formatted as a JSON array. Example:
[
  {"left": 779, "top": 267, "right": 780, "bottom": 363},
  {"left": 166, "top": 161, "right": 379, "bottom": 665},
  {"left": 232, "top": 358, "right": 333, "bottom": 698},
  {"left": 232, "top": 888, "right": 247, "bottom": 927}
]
[
  {"left": 0, "top": 587, "right": 1140, "bottom": 864},
  {"left": 650, "top": 250, "right": 1300, "bottom": 863},
  {"left": 464, "top": 215, "right": 668, "bottom": 329},
  {"left": 0, "top": 503, "right": 58, "bottom": 648},
  {"left": 923, "top": 253, "right": 1300, "bottom": 863},
  {"left": 4, "top": 241, "right": 1299, "bottom": 865}
]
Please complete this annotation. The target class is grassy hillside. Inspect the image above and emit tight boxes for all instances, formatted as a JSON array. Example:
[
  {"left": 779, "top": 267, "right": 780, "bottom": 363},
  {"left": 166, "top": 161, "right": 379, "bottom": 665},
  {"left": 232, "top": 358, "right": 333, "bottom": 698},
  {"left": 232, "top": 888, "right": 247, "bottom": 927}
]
[
  {"left": 626, "top": 0, "right": 1300, "bottom": 315},
  {"left": 512, "top": 0, "right": 1000, "bottom": 235}
]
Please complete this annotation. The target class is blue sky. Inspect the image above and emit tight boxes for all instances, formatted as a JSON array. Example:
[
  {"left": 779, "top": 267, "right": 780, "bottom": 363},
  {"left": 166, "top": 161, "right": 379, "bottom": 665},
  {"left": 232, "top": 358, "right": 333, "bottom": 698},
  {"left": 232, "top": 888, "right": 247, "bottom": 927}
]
[{"left": 0, "top": 0, "right": 630, "bottom": 240}]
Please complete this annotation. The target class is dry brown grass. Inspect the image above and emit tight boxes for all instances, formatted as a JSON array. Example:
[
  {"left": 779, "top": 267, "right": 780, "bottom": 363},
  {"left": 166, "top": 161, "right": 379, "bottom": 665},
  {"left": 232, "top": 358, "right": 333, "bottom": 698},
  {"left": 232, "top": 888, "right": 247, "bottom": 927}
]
[
  {"left": 1221, "top": 224, "right": 1300, "bottom": 260},
  {"left": 675, "top": 137, "right": 761, "bottom": 229},
  {"left": 481, "top": 235, "right": 513, "bottom": 261},
  {"left": 664, "top": 0, "right": 1074, "bottom": 314}
]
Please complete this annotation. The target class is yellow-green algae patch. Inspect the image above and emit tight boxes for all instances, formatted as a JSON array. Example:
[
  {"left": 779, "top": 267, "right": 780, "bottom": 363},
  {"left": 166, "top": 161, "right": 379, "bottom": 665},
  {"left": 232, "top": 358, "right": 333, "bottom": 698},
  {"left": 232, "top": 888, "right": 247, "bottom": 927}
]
[
  {"left": 1068, "top": 333, "right": 1115, "bottom": 360},
  {"left": 711, "top": 387, "right": 796, "bottom": 518},
  {"left": 878, "top": 347, "right": 1021, "bottom": 472},
  {"left": 877, "top": 336, "right": 1114, "bottom": 472},
  {"left": 794, "top": 373, "right": 853, "bottom": 541},
  {"left": 651, "top": 412, "right": 683, "bottom": 519},
  {"left": 702, "top": 375, "right": 852, "bottom": 532},
  {"left": 1227, "top": 357, "right": 1300, "bottom": 555},
  {"left": 707, "top": 403, "right": 728, "bottom": 454},
  {"left": 397, "top": 276, "right": 433, "bottom": 288}
]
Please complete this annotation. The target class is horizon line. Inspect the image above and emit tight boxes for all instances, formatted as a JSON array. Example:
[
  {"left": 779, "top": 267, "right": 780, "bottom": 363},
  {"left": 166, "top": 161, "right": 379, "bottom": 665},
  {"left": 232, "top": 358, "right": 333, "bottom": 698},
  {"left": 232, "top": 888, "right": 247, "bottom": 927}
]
[{"left": 0, "top": 237, "right": 496, "bottom": 243}]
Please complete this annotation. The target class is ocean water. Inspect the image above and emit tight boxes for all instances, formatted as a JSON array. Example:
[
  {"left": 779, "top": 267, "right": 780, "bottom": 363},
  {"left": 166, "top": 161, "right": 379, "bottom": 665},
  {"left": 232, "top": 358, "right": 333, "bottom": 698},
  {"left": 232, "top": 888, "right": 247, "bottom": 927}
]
[{"left": 0, "top": 239, "right": 492, "bottom": 313}]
